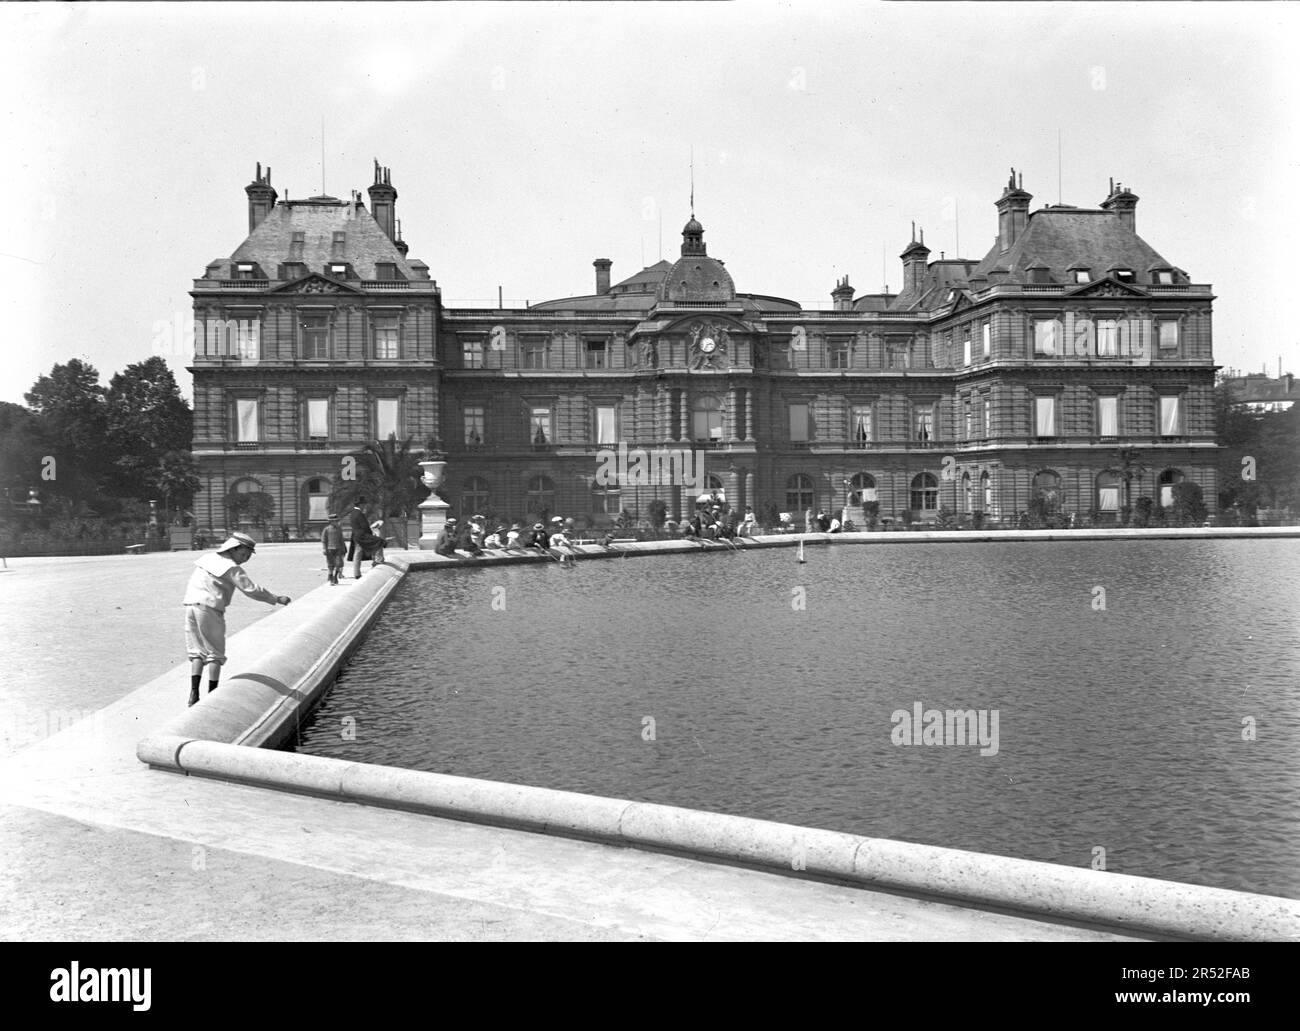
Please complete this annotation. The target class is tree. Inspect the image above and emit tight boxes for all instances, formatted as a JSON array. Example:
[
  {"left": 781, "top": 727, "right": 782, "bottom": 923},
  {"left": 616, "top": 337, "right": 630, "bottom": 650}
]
[
  {"left": 330, "top": 436, "right": 430, "bottom": 543},
  {"left": 157, "top": 451, "right": 201, "bottom": 523},
  {"left": 0, "top": 401, "right": 50, "bottom": 502},
  {"left": 104, "top": 357, "right": 193, "bottom": 502},
  {"left": 24, "top": 359, "right": 109, "bottom": 506},
  {"left": 1170, "top": 482, "right": 1208, "bottom": 526}
]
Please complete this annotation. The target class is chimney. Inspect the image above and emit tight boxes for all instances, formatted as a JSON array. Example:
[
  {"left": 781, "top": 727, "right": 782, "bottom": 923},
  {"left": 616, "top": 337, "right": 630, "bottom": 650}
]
[
  {"left": 368, "top": 159, "right": 398, "bottom": 242},
  {"left": 831, "top": 275, "right": 855, "bottom": 311},
  {"left": 900, "top": 223, "right": 930, "bottom": 294},
  {"left": 594, "top": 258, "right": 612, "bottom": 295},
  {"left": 245, "top": 162, "right": 278, "bottom": 234},
  {"left": 994, "top": 167, "right": 1032, "bottom": 251},
  {"left": 1101, "top": 178, "right": 1139, "bottom": 232}
]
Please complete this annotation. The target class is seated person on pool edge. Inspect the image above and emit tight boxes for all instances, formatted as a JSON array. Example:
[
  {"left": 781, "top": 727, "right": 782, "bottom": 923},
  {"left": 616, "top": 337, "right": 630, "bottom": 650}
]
[{"left": 433, "top": 517, "right": 459, "bottom": 556}]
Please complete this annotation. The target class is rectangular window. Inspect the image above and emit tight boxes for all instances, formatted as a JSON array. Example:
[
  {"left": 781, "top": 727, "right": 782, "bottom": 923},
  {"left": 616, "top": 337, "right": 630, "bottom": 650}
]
[
  {"left": 300, "top": 314, "right": 330, "bottom": 359},
  {"left": 914, "top": 403, "right": 934, "bottom": 443},
  {"left": 530, "top": 406, "right": 552, "bottom": 445},
  {"left": 234, "top": 318, "right": 260, "bottom": 361},
  {"left": 1114, "top": 269, "right": 1135, "bottom": 283},
  {"left": 462, "top": 338, "right": 484, "bottom": 368},
  {"left": 982, "top": 322, "right": 991, "bottom": 358},
  {"left": 594, "top": 404, "right": 617, "bottom": 445},
  {"left": 828, "top": 338, "right": 850, "bottom": 370},
  {"left": 962, "top": 332, "right": 972, "bottom": 366},
  {"left": 1160, "top": 395, "right": 1181, "bottom": 436},
  {"left": 964, "top": 398, "right": 973, "bottom": 439},
  {"left": 1097, "top": 320, "right": 1118, "bottom": 357},
  {"left": 1158, "top": 321, "right": 1179, "bottom": 349},
  {"left": 584, "top": 339, "right": 607, "bottom": 369},
  {"left": 373, "top": 315, "right": 399, "bottom": 360},
  {"left": 376, "top": 262, "right": 398, "bottom": 281},
  {"left": 523, "top": 338, "right": 548, "bottom": 369},
  {"left": 281, "top": 262, "right": 306, "bottom": 281},
  {"left": 1098, "top": 396, "right": 1118, "bottom": 437},
  {"left": 235, "top": 262, "right": 257, "bottom": 281},
  {"left": 1074, "top": 270, "right": 1090, "bottom": 283},
  {"left": 1034, "top": 320, "right": 1059, "bottom": 356},
  {"left": 331, "top": 231, "right": 346, "bottom": 259},
  {"left": 328, "top": 263, "right": 348, "bottom": 277},
  {"left": 1099, "top": 486, "right": 1120, "bottom": 512},
  {"left": 850, "top": 405, "right": 872, "bottom": 447},
  {"left": 1156, "top": 270, "right": 1174, "bottom": 285},
  {"left": 376, "top": 398, "right": 400, "bottom": 439},
  {"left": 1035, "top": 396, "right": 1056, "bottom": 437},
  {"left": 464, "top": 405, "right": 485, "bottom": 445},
  {"left": 235, "top": 398, "right": 259, "bottom": 442},
  {"left": 983, "top": 395, "right": 992, "bottom": 437},
  {"left": 307, "top": 397, "right": 329, "bottom": 439},
  {"left": 289, "top": 232, "right": 305, "bottom": 260},
  {"left": 789, "top": 403, "right": 810, "bottom": 442}
]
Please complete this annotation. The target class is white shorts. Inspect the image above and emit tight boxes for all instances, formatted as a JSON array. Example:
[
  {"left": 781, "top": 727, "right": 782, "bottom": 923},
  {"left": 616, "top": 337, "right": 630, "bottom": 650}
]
[{"left": 184, "top": 605, "right": 227, "bottom": 664}]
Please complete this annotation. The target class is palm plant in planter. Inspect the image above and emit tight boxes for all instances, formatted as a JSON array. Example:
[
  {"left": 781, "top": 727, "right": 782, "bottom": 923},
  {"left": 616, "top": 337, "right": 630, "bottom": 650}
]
[{"left": 332, "top": 435, "right": 430, "bottom": 548}]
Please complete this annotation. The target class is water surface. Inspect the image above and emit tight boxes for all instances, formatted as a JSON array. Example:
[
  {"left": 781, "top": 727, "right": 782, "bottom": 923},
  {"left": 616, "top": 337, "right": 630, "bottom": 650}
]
[{"left": 295, "top": 538, "right": 1300, "bottom": 898}]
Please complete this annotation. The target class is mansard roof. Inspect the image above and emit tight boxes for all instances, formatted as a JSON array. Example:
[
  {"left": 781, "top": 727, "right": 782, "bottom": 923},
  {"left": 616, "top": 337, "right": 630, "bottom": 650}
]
[
  {"left": 970, "top": 208, "right": 1174, "bottom": 284},
  {"left": 207, "top": 198, "right": 420, "bottom": 280}
]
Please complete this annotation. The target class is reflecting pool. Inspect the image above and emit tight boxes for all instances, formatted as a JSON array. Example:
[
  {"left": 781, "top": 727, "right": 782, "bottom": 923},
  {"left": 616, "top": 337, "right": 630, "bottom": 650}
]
[{"left": 295, "top": 538, "right": 1300, "bottom": 898}]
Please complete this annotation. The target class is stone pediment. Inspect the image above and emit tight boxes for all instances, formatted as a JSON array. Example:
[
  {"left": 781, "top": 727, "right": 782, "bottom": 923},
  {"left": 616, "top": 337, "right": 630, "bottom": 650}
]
[
  {"left": 267, "top": 274, "right": 367, "bottom": 296},
  {"left": 1066, "top": 275, "right": 1147, "bottom": 299}
]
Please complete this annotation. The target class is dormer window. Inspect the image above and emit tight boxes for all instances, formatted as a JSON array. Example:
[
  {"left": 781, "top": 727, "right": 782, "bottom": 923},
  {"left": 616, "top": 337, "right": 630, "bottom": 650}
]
[
  {"left": 280, "top": 262, "right": 306, "bottom": 281},
  {"left": 1112, "top": 268, "right": 1135, "bottom": 283},
  {"left": 375, "top": 262, "right": 398, "bottom": 281},
  {"left": 328, "top": 263, "right": 348, "bottom": 277},
  {"left": 331, "top": 231, "right": 346, "bottom": 259},
  {"left": 1028, "top": 266, "right": 1053, "bottom": 284},
  {"left": 1154, "top": 270, "right": 1174, "bottom": 285},
  {"left": 1072, "top": 268, "right": 1090, "bottom": 284},
  {"left": 289, "top": 232, "right": 305, "bottom": 261},
  {"left": 234, "top": 262, "right": 257, "bottom": 281}
]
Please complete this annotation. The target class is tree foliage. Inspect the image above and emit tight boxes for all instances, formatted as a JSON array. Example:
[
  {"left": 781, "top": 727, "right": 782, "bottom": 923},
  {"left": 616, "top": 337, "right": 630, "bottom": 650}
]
[{"left": 329, "top": 436, "right": 430, "bottom": 522}]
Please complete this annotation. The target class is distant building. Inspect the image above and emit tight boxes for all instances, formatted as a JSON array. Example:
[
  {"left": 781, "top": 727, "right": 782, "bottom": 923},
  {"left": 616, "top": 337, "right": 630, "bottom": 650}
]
[
  {"left": 1220, "top": 371, "right": 1297, "bottom": 414},
  {"left": 189, "top": 164, "right": 1219, "bottom": 531}
]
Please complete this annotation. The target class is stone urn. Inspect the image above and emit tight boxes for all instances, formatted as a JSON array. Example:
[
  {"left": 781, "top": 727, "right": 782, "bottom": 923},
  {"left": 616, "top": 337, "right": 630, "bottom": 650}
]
[{"left": 418, "top": 459, "right": 450, "bottom": 549}]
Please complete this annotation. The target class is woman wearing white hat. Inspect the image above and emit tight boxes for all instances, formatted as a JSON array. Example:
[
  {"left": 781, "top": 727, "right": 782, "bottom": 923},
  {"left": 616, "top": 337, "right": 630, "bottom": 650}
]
[{"left": 181, "top": 531, "right": 291, "bottom": 707}]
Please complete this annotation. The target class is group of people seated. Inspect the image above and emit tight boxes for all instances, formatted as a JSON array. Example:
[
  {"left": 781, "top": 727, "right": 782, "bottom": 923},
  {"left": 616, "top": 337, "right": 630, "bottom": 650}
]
[{"left": 433, "top": 514, "right": 590, "bottom": 559}]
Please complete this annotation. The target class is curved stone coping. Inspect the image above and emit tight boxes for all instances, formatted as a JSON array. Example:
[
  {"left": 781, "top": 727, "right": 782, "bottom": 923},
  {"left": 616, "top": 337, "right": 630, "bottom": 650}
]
[
  {"left": 394, "top": 525, "right": 1300, "bottom": 570},
  {"left": 134, "top": 734, "right": 1300, "bottom": 942},
  {"left": 155, "top": 563, "right": 405, "bottom": 750}
]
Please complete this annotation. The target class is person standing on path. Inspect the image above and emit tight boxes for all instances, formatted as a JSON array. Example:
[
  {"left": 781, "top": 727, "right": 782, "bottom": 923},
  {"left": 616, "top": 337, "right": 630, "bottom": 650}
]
[
  {"left": 347, "top": 499, "right": 370, "bottom": 579},
  {"left": 182, "top": 531, "right": 290, "bottom": 707},
  {"left": 321, "top": 512, "right": 345, "bottom": 584}
]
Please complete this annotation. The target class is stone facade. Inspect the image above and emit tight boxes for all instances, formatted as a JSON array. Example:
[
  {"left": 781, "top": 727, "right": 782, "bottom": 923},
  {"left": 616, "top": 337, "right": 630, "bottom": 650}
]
[{"left": 190, "top": 165, "right": 1218, "bottom": 533}]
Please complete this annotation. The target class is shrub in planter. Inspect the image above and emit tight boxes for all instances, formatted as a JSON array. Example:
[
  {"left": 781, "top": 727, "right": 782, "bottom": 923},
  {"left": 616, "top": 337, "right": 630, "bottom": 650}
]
[
  {"left": 646, "top": 499, "right": 668, "bottom": 530},
  {"left": 1132, "top": 496, "right": 1154, "bottom": 528},
  {"left": 935, "top": 505, "right": 956, "bottom": 529},
  {"left": 1119, "top": 504, "right": 1133, "bottom": 527},
  {"left": 971, "top": 510, "right": 986, "bottom": 530},
  {"left": 1170, "top": 482, "right": 1207, "bottom": 527}
]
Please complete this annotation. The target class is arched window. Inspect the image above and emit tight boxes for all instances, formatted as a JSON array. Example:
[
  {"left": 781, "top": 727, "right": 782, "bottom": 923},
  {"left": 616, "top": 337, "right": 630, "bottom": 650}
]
[
  {"left": 910, "top": 472, "right": 939, "bottom": 511},
  {"left": 461, "top": 476, "right": 490, "bottom": 518},
  {"left": 981, "top": 471, "right": 992, "bottom": 512},
  {"left": 961, "top": 471, "right": 972, "bottom": 513},
  {"left": 785, "top": 474, "right": 814, "bottom": 513},
  {"left": 524, "top": 475, "right": 554, "bottom": 517},
  {"left": 304, "top": 477, "right": 330, "bottom": 523},
  {"left": 692, "top": 395, "right": 724, "bottom": 442},
  {"left": 1096, "top": 471, "right": 1120, "bottom": 514},
  {"left": 1158, "top": 468, "right": 1184, "bottom": 508},
  {"left": 850, "top": 473, "right": 876, "bottom": 504},
  {"left": 1032, "top": 470, "right": 1062, "bottom": 513},
  {"left": 591, "top": 480, "right": 621, "bottom": 516}
]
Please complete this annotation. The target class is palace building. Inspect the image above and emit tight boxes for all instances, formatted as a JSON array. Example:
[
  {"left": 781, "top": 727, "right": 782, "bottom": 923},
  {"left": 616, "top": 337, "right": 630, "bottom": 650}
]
[{"left": 188, "top": 163, "right": 1218, "bottom": 533}]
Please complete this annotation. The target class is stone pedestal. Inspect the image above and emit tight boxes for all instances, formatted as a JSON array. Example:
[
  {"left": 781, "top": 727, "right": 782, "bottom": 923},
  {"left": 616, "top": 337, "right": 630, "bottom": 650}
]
[{"left": 418, "top": 460, "right": 450, "bottom": 549}]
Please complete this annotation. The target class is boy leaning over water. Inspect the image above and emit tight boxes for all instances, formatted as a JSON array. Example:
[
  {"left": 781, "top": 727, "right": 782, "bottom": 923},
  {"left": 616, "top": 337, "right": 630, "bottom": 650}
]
[{"left": 182, "top": 531, "right": 291, "bottom": 707}]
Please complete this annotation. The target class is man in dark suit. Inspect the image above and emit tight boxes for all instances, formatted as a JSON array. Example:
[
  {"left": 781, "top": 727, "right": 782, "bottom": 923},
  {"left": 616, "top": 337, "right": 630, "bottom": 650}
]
[{"left": 347, "top": 499, "right": 370, "bottom": 579}]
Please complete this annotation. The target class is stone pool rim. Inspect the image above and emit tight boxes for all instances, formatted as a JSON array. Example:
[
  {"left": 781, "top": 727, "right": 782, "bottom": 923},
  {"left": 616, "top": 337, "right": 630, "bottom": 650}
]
[{"left": 136, "top": 528, "right": 1300, "bottom": 942}]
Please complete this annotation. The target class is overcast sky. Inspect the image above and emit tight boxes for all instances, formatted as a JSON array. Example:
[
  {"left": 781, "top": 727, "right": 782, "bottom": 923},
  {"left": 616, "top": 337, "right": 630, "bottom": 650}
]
[{"left": 2, "top": 1, "right": 1296, "bottom": 405}]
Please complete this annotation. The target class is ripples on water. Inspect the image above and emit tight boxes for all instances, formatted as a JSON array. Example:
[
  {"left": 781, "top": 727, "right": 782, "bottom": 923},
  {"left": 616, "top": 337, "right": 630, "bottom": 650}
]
[{"left": 295, "top": 539, "right": 1300, "bottom": 899}]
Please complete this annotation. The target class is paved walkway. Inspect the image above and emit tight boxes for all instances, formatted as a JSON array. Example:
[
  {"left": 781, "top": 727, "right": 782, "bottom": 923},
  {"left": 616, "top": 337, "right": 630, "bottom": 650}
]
[{"left": 0, "top": 545, "right": 1140, "bottom": 941}]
